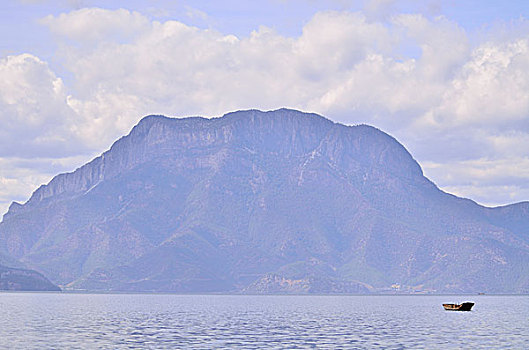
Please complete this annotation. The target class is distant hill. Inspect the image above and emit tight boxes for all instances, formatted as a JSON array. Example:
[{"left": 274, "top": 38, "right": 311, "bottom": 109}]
[
  {"left": 1, "top": 109, "right": 528, "bottom": 293},
  {"left": 0, "top": 264, "right": 60, "bottom": 291}
]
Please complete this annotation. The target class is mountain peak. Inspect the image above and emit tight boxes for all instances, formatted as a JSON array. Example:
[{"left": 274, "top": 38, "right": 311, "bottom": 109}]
[
  {"left": 2, "top": 109, "right": 527, "bottom": 294},
  {"left": 18, "top": 109, "right": 424, "bottom": 212}
]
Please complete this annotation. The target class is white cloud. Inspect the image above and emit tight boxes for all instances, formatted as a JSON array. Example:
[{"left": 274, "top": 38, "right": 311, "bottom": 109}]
[
  {"left": 41, "top": 7, "right": 150, "bottom": 44},
  {"left": 0, "top": 53, "right": 96, "bottom": 215},
  {"left": 42, "top": 10, "right": 402, "bottom": 147},
  {"left": 393, "top": 14, "right": 469, "bottom": 81},
  {"left": 2, "top": 7, "right": 529, "bottom": 215},
  {"left": 423, "top": 157, "right": 529, "bottom": 206},
  {"left": 0, "top": 54, "right": 83, "bottom": 157},
  {"left": 430, "top": 39, "right": 529, "bottom": 129}
]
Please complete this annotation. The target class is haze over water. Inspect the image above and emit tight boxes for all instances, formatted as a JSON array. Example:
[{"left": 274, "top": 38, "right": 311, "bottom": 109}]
[{"left": 1, "top": 293, "right": 527, "bottom": 349}]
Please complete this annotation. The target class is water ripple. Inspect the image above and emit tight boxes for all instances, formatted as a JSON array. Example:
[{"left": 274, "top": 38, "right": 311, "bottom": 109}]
[{"left": 0, "top": 293, "right": 528, "bottom": 349}]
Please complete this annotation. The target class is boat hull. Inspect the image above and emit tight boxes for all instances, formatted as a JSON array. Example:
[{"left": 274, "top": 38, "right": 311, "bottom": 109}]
[{"left": 443, "top": 302, "right": 474, "bottom": 311}]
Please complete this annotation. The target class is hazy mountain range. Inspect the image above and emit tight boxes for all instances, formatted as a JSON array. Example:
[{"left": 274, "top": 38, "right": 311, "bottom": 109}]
[{"left": 1, "top": 109, "right": 528, "bottom": 293}]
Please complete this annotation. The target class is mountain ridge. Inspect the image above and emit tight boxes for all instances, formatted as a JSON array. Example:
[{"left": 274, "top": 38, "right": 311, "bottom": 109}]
[
  {"left": 11, "top": 109, "right": 428, "bottom": 214},
  {"left": 1, "top": 108, "right": 528, "bottom": 293}
]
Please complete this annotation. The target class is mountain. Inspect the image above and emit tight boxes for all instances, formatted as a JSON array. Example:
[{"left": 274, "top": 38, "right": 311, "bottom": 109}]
[
  {"left": 0, "top": 264, "right": 61, "bottom": 291},
  {"left": 0, "top": 108, "right": 528, "bottom": 293}
]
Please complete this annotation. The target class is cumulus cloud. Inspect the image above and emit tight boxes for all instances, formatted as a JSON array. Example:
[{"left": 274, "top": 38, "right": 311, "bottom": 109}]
[
  {"left": 41, "top": 7, "right": 150, "bottom": 44},
  {"left": 0, "top": 54, "right": 84, "bottom": 157},
  {"left": 423, "top": 156, "right": 529, "bottom": 206},
  {"left": 0, "top": 53, "right": 96, "bottom": 214},
  {"left": 2, "top": 6, "right": 529, "bottom": 214},
  {"left": 431, "top": 39, "right": 529, "bottom": 129},
  {"left": 41, "top": 9, "right": 404, "bottom": 147}
]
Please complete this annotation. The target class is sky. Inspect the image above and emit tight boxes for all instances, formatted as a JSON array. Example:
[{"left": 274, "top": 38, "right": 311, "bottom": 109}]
[{"left": 1, "top": 0, "right": 529, "bottom": 215}]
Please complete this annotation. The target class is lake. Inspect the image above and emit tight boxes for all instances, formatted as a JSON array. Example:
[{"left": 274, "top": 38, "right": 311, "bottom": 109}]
[{"left": 0, "top": 293, "right": 527, "bottom": 349}]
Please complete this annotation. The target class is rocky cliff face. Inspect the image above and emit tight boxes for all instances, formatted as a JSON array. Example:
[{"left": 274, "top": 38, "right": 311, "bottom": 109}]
[{"left": 1, "top": 109, "right": 528, "bottom": 293}]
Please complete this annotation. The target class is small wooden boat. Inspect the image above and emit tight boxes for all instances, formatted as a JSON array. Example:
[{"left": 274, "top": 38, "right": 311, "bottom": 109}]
[{"left": 443, "top": 302, "right": 474, "bottom": 311}]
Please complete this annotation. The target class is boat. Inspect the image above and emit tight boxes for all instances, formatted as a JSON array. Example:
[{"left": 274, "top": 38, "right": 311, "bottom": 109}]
[{"left": 442, "top": 302, "right": 474, "bottom": 311}]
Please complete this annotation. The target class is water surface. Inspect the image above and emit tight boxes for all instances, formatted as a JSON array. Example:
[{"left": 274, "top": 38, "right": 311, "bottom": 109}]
[{"left": 0, "top": 293, "right": 527, "bottom": 349}]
